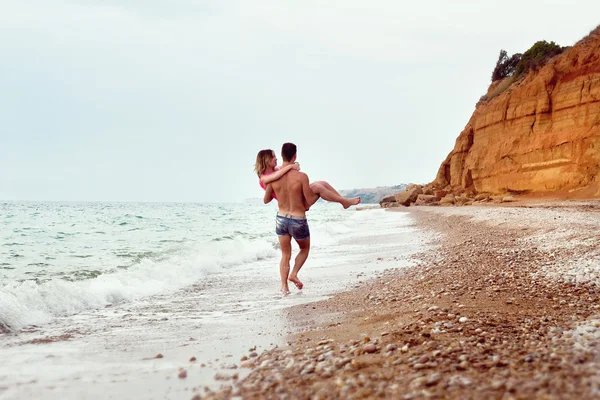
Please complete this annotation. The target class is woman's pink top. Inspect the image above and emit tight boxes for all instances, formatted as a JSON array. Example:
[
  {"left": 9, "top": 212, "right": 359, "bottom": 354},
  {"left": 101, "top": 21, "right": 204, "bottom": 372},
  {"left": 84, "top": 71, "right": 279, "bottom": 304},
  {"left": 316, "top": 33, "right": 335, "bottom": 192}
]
[{"left": 259, "top": 168, "right": 278, "bottom": 199}]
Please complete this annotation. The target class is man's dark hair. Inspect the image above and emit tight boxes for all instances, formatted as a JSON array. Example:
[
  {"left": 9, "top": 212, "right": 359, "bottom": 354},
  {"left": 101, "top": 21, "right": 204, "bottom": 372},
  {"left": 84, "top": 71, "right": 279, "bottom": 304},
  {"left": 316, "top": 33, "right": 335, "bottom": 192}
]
[{"left": 281, "top": 142, "right": 297, "bottom": 162}]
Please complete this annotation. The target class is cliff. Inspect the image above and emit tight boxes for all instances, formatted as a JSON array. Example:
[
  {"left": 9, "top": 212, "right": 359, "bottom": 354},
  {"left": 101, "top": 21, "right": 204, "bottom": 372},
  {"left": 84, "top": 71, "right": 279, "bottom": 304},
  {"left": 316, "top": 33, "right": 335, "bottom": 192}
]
[{"left": 432, "top": 27, "right": 600, "bottom": 197}]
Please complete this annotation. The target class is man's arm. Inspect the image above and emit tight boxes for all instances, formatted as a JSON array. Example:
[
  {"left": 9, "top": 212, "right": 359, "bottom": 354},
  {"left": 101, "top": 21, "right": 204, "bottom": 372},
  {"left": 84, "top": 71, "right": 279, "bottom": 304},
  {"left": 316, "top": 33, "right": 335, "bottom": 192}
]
[
  {"left": 263, "top": 183, "right": 274, "bottom": 204},
  {"left": 300, "top": 173, "right": 319, "bottom": 207},
  {"left": 260, "top": 164, "right": 299, "bottom": 185}
]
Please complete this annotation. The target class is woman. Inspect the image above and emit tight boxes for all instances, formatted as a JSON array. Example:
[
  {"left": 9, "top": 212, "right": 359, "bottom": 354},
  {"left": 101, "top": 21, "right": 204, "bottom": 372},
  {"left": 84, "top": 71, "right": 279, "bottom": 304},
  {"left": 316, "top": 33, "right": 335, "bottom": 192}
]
[{"left": 254, "top": 149, "right": 361, "bottom": 209}]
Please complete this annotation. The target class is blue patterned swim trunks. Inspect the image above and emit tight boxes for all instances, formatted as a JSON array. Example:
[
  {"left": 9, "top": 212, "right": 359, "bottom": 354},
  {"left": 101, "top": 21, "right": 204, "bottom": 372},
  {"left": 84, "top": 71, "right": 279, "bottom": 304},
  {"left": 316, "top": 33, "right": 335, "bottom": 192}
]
[{"left": 275, "top": 213, "right": 310, "bottom": 240}]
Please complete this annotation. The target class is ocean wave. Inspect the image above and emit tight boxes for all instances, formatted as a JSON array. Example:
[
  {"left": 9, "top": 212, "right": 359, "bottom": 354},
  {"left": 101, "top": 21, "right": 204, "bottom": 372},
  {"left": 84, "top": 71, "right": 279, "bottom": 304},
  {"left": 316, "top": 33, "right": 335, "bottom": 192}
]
[{"left": 0, "top": 237, "right": 277, "bottom": 331}]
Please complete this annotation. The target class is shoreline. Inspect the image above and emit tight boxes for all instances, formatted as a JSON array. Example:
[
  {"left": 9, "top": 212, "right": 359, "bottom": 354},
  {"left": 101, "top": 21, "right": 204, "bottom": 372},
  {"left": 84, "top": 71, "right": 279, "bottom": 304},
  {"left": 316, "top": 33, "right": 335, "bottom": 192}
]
[
  {"left": 204, "top": 200, "right": 600, "bottom": 399},
  {"left": 0, "top": 207, "right": 425, "bottom": 399}
]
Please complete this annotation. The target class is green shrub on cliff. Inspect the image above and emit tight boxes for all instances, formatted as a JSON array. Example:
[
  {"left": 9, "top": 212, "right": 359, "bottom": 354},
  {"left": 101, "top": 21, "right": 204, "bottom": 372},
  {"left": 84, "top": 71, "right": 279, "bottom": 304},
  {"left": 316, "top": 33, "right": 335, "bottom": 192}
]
[
  {"left": 513, "top": 40, "right": 563, "bottom": 78},
  {"left": 491, "top": 49, "right": 522, "bottom": 81},
  {"left": 483, "top": 40, "right": 566, "bottom": 103},
  {"left": 490, "top": 40, "right": 563, "bottom": 83}
]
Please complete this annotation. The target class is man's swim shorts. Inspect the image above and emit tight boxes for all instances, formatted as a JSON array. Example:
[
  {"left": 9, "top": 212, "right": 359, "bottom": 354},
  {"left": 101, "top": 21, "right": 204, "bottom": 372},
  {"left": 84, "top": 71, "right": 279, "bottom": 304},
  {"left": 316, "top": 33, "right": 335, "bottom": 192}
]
[{"left": 275, "top": 213, "right": 310, "bottom": 240}]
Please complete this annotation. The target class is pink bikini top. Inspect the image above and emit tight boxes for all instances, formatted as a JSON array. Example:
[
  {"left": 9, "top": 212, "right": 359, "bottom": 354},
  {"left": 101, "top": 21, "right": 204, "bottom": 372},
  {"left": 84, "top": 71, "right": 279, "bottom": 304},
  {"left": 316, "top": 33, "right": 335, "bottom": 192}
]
[{"left": 259, "top": 168, "right": 278, "bottom": 199}]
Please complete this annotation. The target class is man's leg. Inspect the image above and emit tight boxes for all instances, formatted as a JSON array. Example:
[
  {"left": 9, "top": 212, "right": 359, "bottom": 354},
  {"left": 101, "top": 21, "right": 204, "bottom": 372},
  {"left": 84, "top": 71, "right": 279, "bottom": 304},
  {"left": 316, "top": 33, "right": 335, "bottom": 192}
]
[
  {"left": 289, "top": 237, "right": 309, "bottom": 290},
  {"left": 278, "top": 235, "right": 292, "bottom": 295}
]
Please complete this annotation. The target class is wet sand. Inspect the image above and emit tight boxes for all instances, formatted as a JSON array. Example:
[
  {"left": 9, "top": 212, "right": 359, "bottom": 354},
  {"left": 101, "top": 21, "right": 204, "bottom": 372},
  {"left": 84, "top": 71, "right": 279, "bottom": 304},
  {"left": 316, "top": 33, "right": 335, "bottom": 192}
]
[{"left": 203, "top": 200, "right": 600, "bottom": 399}]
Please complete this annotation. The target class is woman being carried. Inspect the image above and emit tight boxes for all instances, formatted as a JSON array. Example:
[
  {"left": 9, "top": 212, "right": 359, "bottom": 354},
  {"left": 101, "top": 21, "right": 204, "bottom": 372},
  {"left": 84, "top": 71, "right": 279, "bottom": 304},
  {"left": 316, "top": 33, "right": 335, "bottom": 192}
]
[{"left": 254, "top": 149, "right": 361, "bottom": 209}]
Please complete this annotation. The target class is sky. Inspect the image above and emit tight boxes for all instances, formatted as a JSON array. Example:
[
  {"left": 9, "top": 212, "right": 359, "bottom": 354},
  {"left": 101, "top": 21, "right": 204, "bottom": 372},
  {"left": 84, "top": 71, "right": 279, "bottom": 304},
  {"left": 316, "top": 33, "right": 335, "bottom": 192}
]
[{"left": 1, "top": 1, "right": 598, "bottom": 203}]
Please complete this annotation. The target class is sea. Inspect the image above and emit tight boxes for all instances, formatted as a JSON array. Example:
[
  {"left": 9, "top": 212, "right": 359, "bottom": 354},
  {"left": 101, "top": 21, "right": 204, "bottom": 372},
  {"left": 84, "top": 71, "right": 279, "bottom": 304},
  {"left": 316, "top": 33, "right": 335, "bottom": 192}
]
[{"left": 0, "top": 201, "right": 428, "bottom": 399}]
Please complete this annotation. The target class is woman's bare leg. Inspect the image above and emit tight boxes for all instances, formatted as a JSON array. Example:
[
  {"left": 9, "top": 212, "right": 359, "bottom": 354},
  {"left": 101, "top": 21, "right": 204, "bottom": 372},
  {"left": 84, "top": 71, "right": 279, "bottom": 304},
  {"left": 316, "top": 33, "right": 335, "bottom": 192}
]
[
  {"left": 312, "top": 180, "right": 342, "bottom": 197},
  {"left": 310, "top": 182, "right": 361, "bottom": 209}
]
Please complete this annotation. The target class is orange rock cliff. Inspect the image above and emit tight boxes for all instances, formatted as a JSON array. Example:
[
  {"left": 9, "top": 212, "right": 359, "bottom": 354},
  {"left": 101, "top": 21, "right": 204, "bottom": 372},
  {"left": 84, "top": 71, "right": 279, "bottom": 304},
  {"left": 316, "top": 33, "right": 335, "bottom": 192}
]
[{"left": 431, "top": 27, "right": 600, "bottom": 198}]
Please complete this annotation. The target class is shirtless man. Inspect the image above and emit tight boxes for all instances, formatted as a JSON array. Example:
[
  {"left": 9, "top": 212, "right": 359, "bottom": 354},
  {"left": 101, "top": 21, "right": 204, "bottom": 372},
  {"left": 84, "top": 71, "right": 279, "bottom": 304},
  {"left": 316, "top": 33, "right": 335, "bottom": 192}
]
[{"left": 264, "top": 143, "right": 319, "bottom": 295}]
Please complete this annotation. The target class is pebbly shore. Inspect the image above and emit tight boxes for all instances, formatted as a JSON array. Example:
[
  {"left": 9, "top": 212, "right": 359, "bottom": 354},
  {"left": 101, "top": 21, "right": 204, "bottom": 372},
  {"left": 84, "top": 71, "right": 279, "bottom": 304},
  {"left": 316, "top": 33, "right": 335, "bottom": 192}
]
[{"left": 197, "top": 201, "right": 600, "bottom": 399}]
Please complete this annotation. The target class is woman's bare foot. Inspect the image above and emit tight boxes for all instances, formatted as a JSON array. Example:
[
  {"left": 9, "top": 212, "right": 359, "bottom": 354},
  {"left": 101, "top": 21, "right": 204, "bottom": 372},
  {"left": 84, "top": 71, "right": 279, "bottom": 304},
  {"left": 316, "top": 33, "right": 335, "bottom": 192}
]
[
  {"left": 288, "top": 276, "right": 303, "bottom": 290},
  {"left": 342, "top": 197, "right": 361, "bottom": 209},
  {"left": 281, "top": 288, "right": 291, "bottom": 296}
]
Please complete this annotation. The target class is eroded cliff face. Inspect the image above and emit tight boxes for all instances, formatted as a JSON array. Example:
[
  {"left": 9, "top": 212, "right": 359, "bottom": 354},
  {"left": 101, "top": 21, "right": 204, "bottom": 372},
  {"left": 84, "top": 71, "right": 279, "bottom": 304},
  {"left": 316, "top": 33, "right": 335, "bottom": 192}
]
[{"left": 432, "top": 27, "right": 600, "bottom": 197}]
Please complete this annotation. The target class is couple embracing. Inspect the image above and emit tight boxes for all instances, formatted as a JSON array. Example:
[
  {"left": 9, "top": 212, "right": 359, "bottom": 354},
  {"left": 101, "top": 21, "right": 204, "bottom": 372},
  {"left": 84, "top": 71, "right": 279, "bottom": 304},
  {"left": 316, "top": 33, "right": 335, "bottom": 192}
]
[{"left": 254, "top": 142, "right": 361, "bottom": 295}]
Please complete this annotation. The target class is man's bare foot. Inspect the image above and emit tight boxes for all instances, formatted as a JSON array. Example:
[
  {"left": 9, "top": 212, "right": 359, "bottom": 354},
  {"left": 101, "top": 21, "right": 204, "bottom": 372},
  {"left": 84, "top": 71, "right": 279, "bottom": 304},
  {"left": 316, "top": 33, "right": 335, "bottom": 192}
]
[{"left": 289, "top": 276, "right": 303, "bottom": 290}]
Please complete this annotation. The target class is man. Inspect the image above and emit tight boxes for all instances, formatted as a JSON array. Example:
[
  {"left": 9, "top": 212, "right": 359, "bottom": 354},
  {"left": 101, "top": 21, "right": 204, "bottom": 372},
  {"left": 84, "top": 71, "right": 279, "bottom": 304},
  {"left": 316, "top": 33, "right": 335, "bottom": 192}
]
[{"left": 264, "top": 142, "right": 319, "bottom": 295}]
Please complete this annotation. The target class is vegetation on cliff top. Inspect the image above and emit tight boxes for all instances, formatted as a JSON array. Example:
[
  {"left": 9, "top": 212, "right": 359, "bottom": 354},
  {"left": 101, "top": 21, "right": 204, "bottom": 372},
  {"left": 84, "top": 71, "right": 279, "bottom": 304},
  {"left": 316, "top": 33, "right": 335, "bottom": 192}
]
[
  {"left": 491, "top": 40, "right": 564, "bottom": 82},
  {"left": 491, "top": 50, "right": 522, "bottom": 81},
  {"left": 480, "top": 40, "right": 565, "bottom": 102}
]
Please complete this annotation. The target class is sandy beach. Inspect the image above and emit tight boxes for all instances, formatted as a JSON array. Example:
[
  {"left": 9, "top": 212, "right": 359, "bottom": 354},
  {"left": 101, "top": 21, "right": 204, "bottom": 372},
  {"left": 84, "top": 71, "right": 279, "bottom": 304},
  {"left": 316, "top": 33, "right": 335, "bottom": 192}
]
[{"left": 201, "top": 200, "right": 600, "bottom": 399}]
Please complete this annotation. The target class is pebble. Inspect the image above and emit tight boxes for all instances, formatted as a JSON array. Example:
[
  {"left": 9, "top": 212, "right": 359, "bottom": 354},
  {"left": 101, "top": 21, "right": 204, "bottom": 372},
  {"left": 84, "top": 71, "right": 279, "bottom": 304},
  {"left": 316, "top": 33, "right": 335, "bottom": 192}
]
[
  {"left": 214, "top": 373, "right": 231, "bottom": 381},
  {"left": 426, "top": 373, "right": 441, "bottom": 386},
  {"left": 459, "top": 317, "right": 469, "bottom": 323},
  {"left": 301, "top": 364, "right": 315, "bottom": 374},
  {"left": 410, "top": 376, "right": 428, "bottom": 387},
  {"left": 491, "top": 379, "right": 505, "bottom": 389},
  {"left": 448, "top": 375, "right": 472, "bottom": 387},
  {"left": 418, "top": 355, "right": 430, "bottom": 364},
  {"left": 321, "top": 370, "right": 333, "bottom": 378},
  {"left": 363, "top": 344, "right": 377, "bottom": 354},
  {"left": 385, "top": 344, "right": 398, "bottom": 352}
]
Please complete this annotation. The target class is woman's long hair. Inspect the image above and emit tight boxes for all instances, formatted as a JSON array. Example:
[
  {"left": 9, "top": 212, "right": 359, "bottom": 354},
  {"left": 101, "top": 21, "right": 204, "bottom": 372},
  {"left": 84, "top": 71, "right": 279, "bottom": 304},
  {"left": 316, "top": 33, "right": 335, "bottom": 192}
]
[{"left": 254, "top": 149, "right": 274, "bottom": 177}]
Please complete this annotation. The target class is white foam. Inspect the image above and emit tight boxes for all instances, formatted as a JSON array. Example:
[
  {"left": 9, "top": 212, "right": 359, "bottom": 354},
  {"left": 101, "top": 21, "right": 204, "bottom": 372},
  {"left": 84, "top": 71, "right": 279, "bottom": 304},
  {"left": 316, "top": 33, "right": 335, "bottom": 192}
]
[{"left": 0, "top": 237, "right": 277, "bottom": 331}]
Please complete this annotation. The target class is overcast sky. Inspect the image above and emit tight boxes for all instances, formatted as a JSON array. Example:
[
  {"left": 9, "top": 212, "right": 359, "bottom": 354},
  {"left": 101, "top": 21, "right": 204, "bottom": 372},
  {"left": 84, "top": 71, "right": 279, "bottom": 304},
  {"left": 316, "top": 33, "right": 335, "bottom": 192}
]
[{"left": 1, "top": 1, "right": 598, "bottom": 202}]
